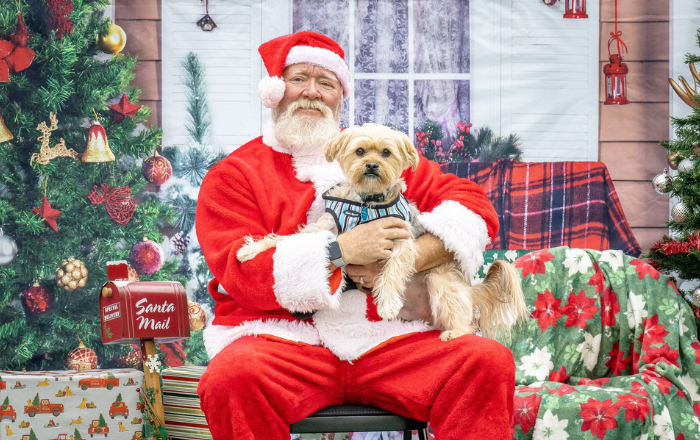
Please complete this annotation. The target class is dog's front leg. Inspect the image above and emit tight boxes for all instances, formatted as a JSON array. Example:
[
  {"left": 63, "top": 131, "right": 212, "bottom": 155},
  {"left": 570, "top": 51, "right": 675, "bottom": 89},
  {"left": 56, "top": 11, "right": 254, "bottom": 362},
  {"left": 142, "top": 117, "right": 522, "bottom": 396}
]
[{"left": 373, "top": 238, "right": 417, "bottom": 320}]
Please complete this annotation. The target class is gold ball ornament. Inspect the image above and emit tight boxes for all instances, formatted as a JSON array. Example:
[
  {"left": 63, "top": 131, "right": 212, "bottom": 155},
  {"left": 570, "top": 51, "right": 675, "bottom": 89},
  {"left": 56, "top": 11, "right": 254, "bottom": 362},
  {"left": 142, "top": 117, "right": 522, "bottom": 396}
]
[
  {"left": 188, "top": 299, "right": 207, "bottom": 331},
  {"left": 667, "top": 151, "right": 684, "bottom": 170},
  {"left": 96, "top": 24, "right": 127, "bottom": 54},
  {"left": 56, "top": 258, "right": 88, "bottom": 291}
]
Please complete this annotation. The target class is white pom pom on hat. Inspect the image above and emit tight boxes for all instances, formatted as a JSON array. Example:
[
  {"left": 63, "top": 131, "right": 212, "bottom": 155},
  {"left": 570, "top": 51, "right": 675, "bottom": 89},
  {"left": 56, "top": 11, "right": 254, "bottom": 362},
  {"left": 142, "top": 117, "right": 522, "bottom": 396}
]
[{"left": 257, "top": 31, "right": 351, "bottom": 109}]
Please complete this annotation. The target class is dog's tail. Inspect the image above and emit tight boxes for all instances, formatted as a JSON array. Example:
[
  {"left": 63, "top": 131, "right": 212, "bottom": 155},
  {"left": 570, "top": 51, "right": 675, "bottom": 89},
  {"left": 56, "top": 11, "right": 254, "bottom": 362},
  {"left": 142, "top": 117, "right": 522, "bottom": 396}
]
[{"left": 471, "top": 260, "right": 528, "bottom": 341}]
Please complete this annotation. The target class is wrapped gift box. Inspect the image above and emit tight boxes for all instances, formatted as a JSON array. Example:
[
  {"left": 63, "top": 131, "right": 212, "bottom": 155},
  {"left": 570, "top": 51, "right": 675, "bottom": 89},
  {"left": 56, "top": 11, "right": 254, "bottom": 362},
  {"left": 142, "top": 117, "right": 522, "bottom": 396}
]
[
  {"left": 162, "top": 366, "right": 211, "bottom": 440},
  {"left": 0, "top": 369, "right": 144, "bottom": 440}
]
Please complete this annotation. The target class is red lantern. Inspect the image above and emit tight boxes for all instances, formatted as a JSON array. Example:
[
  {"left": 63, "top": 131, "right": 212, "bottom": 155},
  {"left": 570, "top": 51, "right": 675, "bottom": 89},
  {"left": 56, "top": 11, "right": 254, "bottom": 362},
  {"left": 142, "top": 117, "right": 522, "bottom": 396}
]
[
  {"left": 603, "top": 0, "right": 629, "bottom": 105},
  {"left": 604, "top": 54, "right": 629, "bottom": 105},
  {"left": 564, "top": 0, "right": 587, "bottom": 18}
]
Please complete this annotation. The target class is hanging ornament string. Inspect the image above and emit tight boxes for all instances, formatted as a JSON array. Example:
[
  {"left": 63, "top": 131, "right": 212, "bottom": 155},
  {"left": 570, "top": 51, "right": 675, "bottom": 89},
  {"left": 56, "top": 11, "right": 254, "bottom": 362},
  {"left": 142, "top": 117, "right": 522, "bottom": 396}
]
[
  {"left": 608, "top": 0, "right": 627, "bottom": 57},
  {"left": 201, "top": 0, "right": 209, "bottom": 15}
]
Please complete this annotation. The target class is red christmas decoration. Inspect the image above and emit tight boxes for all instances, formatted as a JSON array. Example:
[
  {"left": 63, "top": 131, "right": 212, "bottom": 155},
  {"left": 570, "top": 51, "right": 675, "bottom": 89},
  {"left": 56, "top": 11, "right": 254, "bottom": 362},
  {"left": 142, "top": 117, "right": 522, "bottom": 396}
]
[
  {"left": 66, "top": 341, "right": 98, "bottom": 370},
  {"left": 564, "top": 0, "right": 587, "bottom": 19},
  {"left": 87, "top": 183, "right": 136, "bottom": 225},
  {"left": 129, "top": 238, "right": 164, "bottom": 275},
  {"left": 142, "top": 152, "right": 172, "bottom": 185},
  {"left": 32, "top": 195, "right": 62, "bottom": 232},
  {"left": 109, "top": 94, "right": 141, "bottom": 124},
  {"left": 46, "top": 0, "right": 74, "bottom": 39},
  {"left": 651, "top": 236, "right": 700, "bottom": 256},
  {"left": 0, "top": 12, "right": 35, "bottom": 82},
  {"left": 603, "top": 0, "right": 629, "bottom": 105},
  {"left": 21, "top": 283, "right": 53, "bottom": 315}
]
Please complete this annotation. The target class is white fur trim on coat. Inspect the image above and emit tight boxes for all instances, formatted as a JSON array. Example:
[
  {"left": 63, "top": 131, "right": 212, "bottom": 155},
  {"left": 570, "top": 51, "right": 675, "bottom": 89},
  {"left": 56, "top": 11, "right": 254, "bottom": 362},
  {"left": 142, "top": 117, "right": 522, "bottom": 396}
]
[
  {"left": 203, "top": 319, "right": 321, "bottom": 359},
  {"left": 273, "top": 230, "right": 342, "bottom": 313},
  {"left": 313, "top": 290, "right": 433, "bottom": 362},
  {"left": 258, "top": 76, "right": 287, "bottom": 108},
  {"left": 417, "top": 200, "right": 491, "bottom": 280},
  {"left": 285, "top": 46, "right": 351, "bottom": 99}
]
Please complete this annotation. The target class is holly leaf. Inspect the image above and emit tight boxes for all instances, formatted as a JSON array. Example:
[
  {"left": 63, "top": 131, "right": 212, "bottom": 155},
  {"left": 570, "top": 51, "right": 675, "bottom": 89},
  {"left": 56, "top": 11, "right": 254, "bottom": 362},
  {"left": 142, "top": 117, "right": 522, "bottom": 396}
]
[{"left": 658, "top": 299, "right": 679, "bottom": 316}]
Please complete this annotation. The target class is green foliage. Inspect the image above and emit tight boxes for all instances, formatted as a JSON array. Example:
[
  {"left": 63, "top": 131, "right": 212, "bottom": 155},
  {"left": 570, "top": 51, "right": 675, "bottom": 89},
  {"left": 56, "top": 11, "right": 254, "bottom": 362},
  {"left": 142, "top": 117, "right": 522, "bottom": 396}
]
[
  {"left": 29, "top": 428, "right": 37, "bottom": 440},
  {"left": 98, "top": 413, "right": 106, "bottom": 426},
  {"left": 74, "top": 428, "right": 83, "bottom": 439},
  {"left": 181, "top": 52, "right": 212, "bottom": 147},
  {"left": 116, "top": 393, "right": 122, "bottom": 402},
  {"left": 2, "top": 396, "right": 8, "bottom": 405},
  {"left": 32, "top": 393, "right": 39, "bottom": 406},
  {"left": 0, "top": 0, "right": 179, "bottom": 370}
]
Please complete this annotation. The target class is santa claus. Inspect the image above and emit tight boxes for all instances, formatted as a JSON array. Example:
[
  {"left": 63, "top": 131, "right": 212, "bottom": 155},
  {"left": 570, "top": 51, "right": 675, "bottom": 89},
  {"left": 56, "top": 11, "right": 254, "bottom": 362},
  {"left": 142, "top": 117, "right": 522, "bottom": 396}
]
[{"left": 195, "top": 31, "right": 515, "bottom": 439}]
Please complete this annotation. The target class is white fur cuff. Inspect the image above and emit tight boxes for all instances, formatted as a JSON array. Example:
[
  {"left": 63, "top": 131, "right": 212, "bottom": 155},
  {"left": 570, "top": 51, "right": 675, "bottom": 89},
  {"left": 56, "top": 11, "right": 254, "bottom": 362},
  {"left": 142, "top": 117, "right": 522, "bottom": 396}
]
[
  {"left": 273, "top": 230, "right": 342, "bottom": 313},
  {"left": 417, "top": 200, "right": 491, "bottom": 279}
]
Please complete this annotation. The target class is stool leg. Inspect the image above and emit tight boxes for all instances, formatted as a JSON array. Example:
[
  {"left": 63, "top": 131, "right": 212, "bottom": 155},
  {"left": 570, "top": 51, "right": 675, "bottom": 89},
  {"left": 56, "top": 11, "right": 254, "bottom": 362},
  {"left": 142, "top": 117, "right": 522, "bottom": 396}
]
[
  {"left": 418, "top": 428, "right": 427, "bottom": 440},
  {"left": 403, "top": 430, "right": 412, "bottom": 440}
]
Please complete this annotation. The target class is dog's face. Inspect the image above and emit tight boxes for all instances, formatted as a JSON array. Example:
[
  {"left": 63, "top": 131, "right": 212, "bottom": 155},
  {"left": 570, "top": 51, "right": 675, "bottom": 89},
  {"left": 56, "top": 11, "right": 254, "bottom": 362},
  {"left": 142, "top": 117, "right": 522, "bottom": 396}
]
[{"left": 324, "top": 123, "right": 419, "bottom": 194}]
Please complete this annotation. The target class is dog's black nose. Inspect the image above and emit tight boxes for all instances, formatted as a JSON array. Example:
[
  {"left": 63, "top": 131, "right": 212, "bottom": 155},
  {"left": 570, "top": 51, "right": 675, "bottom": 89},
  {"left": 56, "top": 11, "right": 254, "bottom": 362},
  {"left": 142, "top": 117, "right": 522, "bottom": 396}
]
[{"left": 365, "top": 162, "right": 379, "bottom": 172}]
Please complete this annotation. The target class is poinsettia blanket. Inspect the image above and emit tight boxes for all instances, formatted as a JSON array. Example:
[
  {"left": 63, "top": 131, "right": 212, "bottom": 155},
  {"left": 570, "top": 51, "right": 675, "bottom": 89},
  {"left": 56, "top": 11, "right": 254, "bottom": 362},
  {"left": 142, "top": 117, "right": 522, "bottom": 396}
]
[{"left": 507, "top": 246, "right": 700, "bottom": 440}]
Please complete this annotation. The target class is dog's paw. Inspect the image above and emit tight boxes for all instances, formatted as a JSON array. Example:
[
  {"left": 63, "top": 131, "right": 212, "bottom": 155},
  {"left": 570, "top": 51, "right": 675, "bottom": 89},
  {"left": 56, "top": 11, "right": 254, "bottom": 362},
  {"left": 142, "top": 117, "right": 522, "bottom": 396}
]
[
  {"left": 237, "top": 243, "right": 263, "bottom": 262},
  {"left": 439, "top": 326, "right": 478, "bottom": 341},
  {"left": 374, "top": 292, "right": 404, "bottom": 321}
]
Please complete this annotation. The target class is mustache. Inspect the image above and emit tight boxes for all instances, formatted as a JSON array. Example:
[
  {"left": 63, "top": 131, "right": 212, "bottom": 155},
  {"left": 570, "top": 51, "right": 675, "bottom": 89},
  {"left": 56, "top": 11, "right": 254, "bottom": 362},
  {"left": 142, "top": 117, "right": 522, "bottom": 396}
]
[{"left": 285, "top": 98, "right": 334, "bottom": 120}]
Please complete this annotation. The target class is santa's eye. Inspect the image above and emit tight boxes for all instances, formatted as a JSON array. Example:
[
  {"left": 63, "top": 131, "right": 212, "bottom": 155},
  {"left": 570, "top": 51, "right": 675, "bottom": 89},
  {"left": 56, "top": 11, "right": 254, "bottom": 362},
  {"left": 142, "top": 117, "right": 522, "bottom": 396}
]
[
  {"left": 382, "top": 149, "right": 391, "bottom": 157},
  {"left": 356, "top": 148, "right": 365, "bottom": 156}
]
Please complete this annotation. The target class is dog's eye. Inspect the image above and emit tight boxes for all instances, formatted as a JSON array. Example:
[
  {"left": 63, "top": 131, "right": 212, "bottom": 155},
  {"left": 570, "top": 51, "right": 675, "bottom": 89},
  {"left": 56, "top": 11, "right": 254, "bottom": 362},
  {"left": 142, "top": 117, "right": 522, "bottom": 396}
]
[
  {"left": 356, "top": 148, "right": 365, "bottom": 156},
  {"left": 382, "top": 149, "right": 391, "bottom": 157}
]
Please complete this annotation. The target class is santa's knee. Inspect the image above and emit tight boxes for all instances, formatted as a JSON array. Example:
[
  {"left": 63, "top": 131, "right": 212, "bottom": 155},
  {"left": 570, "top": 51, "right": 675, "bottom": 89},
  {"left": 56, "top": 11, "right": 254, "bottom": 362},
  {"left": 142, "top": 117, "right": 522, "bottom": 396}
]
[
  {"left": 451, "top": 336, "right": 515, "bottom": 382},
  {"left": 198, "top": 341, "right": 269, "bottom": 403}
]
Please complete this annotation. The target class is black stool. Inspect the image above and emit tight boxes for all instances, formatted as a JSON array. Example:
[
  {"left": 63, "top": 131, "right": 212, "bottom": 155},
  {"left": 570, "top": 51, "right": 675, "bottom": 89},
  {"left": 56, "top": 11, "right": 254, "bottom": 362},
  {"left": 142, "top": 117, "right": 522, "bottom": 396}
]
[{"left": 290, "top": 404, "right": 428, "bottom": 439}]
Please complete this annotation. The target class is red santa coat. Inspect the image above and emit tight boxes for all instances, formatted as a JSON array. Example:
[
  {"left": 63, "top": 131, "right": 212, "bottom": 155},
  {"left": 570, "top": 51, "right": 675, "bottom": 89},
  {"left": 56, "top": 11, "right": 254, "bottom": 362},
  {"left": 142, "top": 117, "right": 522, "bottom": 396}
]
[{"left": 196, "top": 124, "right": 499, "bottom": 361}]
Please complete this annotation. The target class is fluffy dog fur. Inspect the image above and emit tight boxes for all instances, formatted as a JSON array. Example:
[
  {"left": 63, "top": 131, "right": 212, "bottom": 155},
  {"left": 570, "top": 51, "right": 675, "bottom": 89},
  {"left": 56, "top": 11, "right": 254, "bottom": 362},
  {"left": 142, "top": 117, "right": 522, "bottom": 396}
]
[{"left": 238, "top": 123, "right": 527, "bottom": 341}]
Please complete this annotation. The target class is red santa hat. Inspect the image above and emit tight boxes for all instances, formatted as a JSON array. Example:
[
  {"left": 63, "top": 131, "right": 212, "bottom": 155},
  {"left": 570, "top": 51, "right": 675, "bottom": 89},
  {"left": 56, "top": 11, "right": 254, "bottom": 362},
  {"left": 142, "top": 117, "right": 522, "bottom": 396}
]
[{"left": 257, "top": 31, "right": 351, "bottom": 108}]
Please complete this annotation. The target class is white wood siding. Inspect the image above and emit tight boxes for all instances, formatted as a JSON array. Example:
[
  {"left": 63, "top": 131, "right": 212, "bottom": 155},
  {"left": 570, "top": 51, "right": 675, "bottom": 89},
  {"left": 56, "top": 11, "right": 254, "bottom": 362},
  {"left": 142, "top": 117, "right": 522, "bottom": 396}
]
[
  {"left": 471, "top": 0, "right": 600, "bottom": 161},
  {"left": 162, "top": 0, "right": 264, "bottom": 153}
]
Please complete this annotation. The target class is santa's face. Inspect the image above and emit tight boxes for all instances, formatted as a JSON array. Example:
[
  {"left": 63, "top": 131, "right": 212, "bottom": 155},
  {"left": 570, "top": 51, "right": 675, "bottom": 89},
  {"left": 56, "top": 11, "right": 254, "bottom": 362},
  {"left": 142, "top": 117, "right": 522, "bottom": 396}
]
[{"left": 278, "top": 63, "right": 343, "bottom": 121}]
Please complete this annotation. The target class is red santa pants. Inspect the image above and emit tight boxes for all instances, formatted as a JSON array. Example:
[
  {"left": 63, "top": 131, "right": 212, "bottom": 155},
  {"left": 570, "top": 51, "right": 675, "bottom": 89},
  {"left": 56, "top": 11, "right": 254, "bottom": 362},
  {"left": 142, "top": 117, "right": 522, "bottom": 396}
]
[{"left": 198, "top": 331, "right": 515, "bottom": 440}]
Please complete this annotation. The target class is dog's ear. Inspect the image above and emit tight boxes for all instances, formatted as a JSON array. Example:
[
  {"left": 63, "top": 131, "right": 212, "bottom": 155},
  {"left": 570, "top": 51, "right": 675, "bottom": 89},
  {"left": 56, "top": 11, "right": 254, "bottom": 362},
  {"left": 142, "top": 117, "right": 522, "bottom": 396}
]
[
  {"left": 395, "top": 129, "right": 420, "bottom": 171},
  {"left": 324, "top": 128, "right": 352, "bottom": 163}
]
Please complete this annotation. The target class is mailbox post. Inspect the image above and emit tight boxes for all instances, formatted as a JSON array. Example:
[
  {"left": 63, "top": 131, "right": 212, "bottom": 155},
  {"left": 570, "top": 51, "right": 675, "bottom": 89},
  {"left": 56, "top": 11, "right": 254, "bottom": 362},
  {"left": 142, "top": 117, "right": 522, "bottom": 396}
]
[{"left": 99, "top": 261, "right": 190, "bottom": 425}]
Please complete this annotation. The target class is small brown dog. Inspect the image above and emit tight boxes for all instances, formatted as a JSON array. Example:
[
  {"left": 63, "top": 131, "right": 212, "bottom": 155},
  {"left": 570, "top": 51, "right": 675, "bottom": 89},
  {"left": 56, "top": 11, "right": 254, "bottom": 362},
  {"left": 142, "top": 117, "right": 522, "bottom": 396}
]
[{"left": 238, "top": 123, "right": 527, "bottom": 340}]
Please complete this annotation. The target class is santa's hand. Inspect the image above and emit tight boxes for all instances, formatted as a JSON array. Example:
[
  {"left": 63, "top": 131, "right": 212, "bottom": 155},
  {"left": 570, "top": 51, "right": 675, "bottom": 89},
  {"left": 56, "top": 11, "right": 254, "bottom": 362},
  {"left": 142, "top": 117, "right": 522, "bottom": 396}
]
[
  {"left": 336, "top": 217, "right": 410, "bottom": 266},
  {"left": 345, "top": 260, "right": 386, "bottom": 290}
]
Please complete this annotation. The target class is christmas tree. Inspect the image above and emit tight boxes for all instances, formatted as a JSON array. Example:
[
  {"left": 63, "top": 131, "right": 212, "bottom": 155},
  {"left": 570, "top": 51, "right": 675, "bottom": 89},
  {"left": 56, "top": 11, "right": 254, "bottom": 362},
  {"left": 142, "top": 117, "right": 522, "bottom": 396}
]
[
  {"left": 645, "top": 27, "right": 700, "bottom": 333},
  {"left": 0, "top": 0, "right": 181, "bottom": 370}
]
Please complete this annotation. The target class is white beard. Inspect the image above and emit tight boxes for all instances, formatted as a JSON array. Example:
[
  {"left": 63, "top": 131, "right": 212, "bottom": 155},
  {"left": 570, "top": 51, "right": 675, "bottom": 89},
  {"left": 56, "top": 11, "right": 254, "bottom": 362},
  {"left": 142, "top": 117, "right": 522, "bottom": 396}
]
[{"left": 273, "top": 98, "right": 341, "bottom": 157}]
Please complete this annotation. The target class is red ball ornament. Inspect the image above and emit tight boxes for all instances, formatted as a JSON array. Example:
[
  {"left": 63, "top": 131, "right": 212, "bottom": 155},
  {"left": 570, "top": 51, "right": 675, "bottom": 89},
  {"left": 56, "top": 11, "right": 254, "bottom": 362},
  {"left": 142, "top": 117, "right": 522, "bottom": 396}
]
[
  {"left": 142, "top": 152, "right": 172, "bottom": 185},
  {"left": 129, "top": 237, "right": 164, "bottom": 275},
  {"left": 66, "top": 341, "right": 98, "bottom": 371},
  {"left": 21, "top": 283, "right": 53, "bottom": 315}
]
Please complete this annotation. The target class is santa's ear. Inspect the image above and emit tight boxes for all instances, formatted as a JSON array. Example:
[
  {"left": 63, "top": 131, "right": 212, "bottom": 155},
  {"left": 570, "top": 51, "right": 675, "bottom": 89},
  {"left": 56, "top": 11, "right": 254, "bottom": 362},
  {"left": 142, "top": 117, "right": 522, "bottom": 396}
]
[
  {"left": 395, "top": 129, "right": 419, "bottom": 171},
  {"left": 324, "top": 128, "right": 354, "bottom": 162}
]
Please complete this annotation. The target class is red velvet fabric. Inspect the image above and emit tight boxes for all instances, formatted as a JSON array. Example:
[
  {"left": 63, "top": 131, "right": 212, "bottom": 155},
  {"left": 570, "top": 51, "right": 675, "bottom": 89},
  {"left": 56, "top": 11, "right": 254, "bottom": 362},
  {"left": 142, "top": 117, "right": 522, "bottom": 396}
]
[{"left": 198, "top": 332, "right": 515, "bottom": 440}]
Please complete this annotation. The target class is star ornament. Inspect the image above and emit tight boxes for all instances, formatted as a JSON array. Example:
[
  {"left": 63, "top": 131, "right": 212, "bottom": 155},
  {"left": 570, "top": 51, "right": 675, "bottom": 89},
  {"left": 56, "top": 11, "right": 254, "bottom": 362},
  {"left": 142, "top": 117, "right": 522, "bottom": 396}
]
[
  {"left": 32, "top": 196, "right": 62, "bottom": 232},
  {"left": 109, "top": 94, "right": 141, "bottom": 124}
]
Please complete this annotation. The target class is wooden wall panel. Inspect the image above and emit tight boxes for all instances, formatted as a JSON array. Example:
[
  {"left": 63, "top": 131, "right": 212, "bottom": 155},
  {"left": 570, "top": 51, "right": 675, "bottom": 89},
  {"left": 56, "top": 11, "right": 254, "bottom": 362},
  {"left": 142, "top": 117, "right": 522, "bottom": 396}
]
[
  {"left": 116, "top": 2, "right": 162, "bottom": 127},
  {"left": 599, "top": 0, "right": 669, "bottom": 254}
]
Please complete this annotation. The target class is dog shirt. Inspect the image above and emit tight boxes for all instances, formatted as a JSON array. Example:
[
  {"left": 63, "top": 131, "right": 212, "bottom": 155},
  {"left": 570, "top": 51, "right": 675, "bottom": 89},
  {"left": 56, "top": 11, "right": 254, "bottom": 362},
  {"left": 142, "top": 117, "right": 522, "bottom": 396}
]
[{"left": 323, "top": 190, "right": 412, "bottom": 234}]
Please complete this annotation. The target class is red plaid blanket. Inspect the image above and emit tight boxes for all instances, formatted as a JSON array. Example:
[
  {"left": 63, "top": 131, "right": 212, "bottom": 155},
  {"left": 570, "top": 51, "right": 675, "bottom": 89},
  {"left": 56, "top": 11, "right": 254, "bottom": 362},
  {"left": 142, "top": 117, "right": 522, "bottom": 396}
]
[{"left": 440, "top": 160, "right": 641, "bottom": 256}]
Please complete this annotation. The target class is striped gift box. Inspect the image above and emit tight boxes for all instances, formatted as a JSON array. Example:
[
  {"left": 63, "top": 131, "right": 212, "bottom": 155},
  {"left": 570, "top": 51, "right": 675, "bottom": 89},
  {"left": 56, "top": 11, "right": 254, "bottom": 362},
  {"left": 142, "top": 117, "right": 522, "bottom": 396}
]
[{"left": 162, "top": 366, "right": 212, "bottom": 440}]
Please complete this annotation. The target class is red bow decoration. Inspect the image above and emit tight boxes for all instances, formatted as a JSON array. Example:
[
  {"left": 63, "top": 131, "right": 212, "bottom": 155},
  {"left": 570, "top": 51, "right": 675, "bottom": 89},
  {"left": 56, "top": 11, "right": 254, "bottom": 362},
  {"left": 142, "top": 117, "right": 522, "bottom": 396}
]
[
  {"left": 87, "top": 183, "right": 137, "bottom": 225},
  {"left": 0, "top": 13, "right": 35, "bottom": 82}
]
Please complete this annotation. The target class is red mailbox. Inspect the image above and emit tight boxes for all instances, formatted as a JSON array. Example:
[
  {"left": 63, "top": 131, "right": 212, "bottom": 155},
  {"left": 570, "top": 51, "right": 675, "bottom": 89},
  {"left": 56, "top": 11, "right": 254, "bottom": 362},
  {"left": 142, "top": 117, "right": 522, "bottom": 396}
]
[{"left": 99, "top": 261, "right": 190, "bottom": 345}]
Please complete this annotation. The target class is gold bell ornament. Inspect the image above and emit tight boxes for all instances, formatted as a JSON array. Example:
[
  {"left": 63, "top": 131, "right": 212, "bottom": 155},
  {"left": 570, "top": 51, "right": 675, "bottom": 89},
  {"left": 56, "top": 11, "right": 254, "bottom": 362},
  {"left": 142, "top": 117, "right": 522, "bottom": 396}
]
[
  {"left": 0, "top": 111, "right": 13, "bottom": 143},
  {"left": 96, "top": 23, "right": 127, "bottom": 55},
  {"left": 82, "top": 120, "right": 115, "bottom": 162}
]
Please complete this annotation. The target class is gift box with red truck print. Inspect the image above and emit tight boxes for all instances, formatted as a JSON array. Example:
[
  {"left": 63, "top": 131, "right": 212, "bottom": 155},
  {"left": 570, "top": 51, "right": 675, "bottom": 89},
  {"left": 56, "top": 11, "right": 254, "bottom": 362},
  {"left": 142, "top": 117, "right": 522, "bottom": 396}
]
[{"left": 0, "top": 369, "right": 144, "bottom": 440}]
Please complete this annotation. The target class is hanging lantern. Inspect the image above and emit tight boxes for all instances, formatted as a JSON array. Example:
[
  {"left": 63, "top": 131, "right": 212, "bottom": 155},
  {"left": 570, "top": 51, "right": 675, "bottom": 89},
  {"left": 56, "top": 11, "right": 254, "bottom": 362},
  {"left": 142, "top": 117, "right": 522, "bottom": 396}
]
[
  {"left": 196, "top": 0, "right": 216, "bottom": 31},
  {"left": 603, "top": 2, "right": 629, "bottom": 106},
  {"left": 564, "top": 0, "right": 587, "bottom": 18},
  {"left": 604, "top": 55, "right": 629, "bottom": 105},
  {"left": 82, "top": 120, "right": 115, "bottom": 162}
]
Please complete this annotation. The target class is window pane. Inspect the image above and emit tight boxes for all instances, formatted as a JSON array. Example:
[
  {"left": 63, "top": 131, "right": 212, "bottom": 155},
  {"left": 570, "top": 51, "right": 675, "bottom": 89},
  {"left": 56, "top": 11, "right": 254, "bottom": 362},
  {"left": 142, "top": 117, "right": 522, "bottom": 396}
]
[
  {"left": 414, "top": 0, "right": 469, "bottom": 73},
  {"left": 293, "top": 0, "right": 350, "bottom": 52},
  {"left": 414, "top": 80, "right": 470, "bottom": 143},
  {"left": 355, "top": 0, "right": 409, "bottom": 73},
  {"left": 355, "top": 79, "right": 409, "bottom": 132}
]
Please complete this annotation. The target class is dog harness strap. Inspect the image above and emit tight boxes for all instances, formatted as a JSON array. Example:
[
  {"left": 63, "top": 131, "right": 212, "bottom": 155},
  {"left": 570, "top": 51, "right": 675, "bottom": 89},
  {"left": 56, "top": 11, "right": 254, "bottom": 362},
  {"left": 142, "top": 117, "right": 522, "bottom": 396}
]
[{"left": 322, "top": 191, "right": 412, "bottom": 234}]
